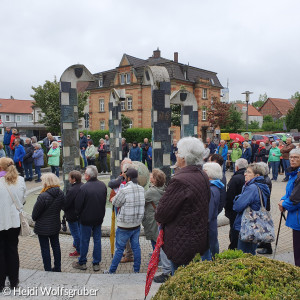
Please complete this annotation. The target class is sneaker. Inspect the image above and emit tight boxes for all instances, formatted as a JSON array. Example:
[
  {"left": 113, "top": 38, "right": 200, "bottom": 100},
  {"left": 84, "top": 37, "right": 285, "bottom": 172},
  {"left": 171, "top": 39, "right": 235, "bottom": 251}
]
[
  {"left": 257, "top": 248, "right": 273, "bottom": 255},
  {"left": 28, "top": 178, "right": 33, "bottom": 181},
  {"left": 153, "top": 273, "right": 171, "bottom": 283},
  {"left": 282, "top": 178, "right": 288, "bottom": 182},
  {"left": 69, "top": 250, "right": 80, "bottom": 257},
  {"left": 72, "top": 261, "right": 87, "bottom": 270},
  {"left": 93, "top": 264, "right": 100, "bottom": 272},
  {"left": 35, "top": 179, "right": 42, "bottom": 183},
  {"left": 103, "top": 270, "right": 113, "bottom": 274},
  {"left": 25, "top": 178, "right": 29, "bottom": 182}
]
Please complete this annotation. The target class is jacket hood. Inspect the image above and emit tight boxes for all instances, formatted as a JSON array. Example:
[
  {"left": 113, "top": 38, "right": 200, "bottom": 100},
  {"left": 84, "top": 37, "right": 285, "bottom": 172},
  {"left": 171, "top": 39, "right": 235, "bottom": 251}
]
[
  {"left": 210, "top": 179, "right": 224, "bottom": 189},
  {"left": 247, "top": 176, "right": 270, "bottom": 198},
  {"left": 235, "top": 168, "right": 246, "bottom": 175},
  {"left": 153, "top": 185, "right": 165, "bottom": 195},
  {"left": 234, "top": 143, "right": 240, "bottom": 148},
  {"left": 45, "top": 187, "right": 62, "bottom": 198}
]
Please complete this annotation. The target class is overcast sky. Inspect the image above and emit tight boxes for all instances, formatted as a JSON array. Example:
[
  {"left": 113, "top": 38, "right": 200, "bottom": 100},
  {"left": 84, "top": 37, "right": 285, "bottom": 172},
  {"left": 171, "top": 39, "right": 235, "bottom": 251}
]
[{"left": 1, "top": 0, "right": 299, "bottom": 103}]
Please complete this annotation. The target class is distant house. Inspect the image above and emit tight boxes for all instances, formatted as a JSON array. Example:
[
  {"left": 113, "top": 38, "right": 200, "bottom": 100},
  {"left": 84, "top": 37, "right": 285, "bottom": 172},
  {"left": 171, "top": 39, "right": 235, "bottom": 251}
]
[
  {"left": 259, "top": 98, "right": 299, "bottom": 120},
  {"left": 234, "top": 103, "right": 263, "bottom": 128}
]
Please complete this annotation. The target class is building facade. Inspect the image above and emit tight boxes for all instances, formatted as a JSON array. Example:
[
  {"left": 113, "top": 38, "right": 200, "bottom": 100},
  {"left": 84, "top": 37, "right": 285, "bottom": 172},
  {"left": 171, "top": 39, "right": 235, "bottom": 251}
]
[
  {"left": 86, "top": 49, "right": 223, "bottom": 139},
  {"left": 234, "top": 103, "right": 263, "bottom": 128}
]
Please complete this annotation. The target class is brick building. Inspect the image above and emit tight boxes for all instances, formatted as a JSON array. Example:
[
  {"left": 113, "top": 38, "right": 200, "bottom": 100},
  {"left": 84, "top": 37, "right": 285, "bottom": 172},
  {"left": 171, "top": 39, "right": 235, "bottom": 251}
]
[
  {"left": 259, "top": 98, "right": 299, "bottom": 120},
  {"left": 87, "top": 49, "right": 223, "bottom": 139}
]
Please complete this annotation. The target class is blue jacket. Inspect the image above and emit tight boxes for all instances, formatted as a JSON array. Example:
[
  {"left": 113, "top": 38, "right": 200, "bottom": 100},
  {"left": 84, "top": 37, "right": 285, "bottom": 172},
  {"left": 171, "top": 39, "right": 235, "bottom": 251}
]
[
  {"left": 79, "top": 136, "right": 88, "bottom": 150},
  {"left": 32, "top": 148, "right": 44, "bottom": 167},
  {"left": 281, "top": 167, "right": 300, "bottom": 231},
  {"left": 208, "top": 142, "right": 217, "bottom": 154},
  {"left": 13, "top": 144, "right": 26, "bottom": 163},
  {"left": 233, "top": 176, "right": 270, "bottom": 231},
  {"left": 209, "top": 180, "right": 224, "bottom": 245},
  {"left": 216, "top": 144, "right": 228, "bottom": 161},
  {"left": 3, "top": 130, "right": 12, "bottom": 145},
  {"left": 129, "top": 146, "right": 141, "bottom": 162},
  {"left": 147, "top": 146, "right": 152, "bottom": 160},
  {"left": 241, "top": 147, "right": 252, "bottom": 163}
]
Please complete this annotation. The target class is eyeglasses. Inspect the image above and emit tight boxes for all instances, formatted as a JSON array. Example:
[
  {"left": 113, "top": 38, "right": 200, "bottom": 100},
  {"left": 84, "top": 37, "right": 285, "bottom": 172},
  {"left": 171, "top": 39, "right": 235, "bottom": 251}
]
[{"left": 290, "top": 156, "right": 300, "bottom": 160}]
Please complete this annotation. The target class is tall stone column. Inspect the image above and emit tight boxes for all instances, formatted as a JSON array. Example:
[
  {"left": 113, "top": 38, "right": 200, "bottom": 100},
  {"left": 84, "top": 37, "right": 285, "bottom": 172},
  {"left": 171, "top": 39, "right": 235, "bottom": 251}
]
[{"left": 60, "top": 65, "right": 94, "bottom": 193}]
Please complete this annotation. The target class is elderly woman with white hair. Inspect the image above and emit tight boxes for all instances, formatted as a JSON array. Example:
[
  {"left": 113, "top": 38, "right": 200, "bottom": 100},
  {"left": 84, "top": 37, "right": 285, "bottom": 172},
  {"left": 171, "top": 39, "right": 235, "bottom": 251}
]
[
  {"left": 278, "top": 148, "right": 300, "bottom": 266},
  {"left": 155, "top": 137, "right": 210, "bottom": 275},
  {"left": 32, "top": 173, "right": 64, "bottom": 272},
  {"left": 202, "top": 162, "right": 224, "bottom": 260},
  {"left": 254, "top": 142, "right": 267, "bottom": 163}
]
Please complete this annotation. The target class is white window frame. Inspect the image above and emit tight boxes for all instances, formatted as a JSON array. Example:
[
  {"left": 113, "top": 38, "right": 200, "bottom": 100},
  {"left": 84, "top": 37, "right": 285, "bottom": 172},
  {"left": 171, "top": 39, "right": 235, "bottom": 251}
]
[
  {"left": 126, "top": 73, "right": 131, "bottom": 84},
  {"left": 121, "top": 101, "right": 125, "bottom": 111},
  {"left": 99, "top": 98, "right": 105, "bottom": 112},
  {"left": 5, "top": 115, "right": 10, "bottom": 122},
  {"left": 28, "top": 114, "right": 33, "bottom": 122},
  {"left": 202, "top": 88, "right": 207, "bottom": 99},
  {"left": 127, "top": 96, "right": 133, "bottom": 110},
  {"left": 100, "top": 120, "right": 105, "bottom": 130},
  {"left": 120, "top": 74, "right": 125, "bottom": 85},
  {"left": 16, "top": 115, "right": 21, "bottom": 122},
  {"left": 99, "top": 78, "right": 103, "bottom": 87},
  {"left": 202, "top": 107, "right": 207, "bottom": 121},
  {"left": 129, "top": 120, "right": 133, "bottom": 128}
]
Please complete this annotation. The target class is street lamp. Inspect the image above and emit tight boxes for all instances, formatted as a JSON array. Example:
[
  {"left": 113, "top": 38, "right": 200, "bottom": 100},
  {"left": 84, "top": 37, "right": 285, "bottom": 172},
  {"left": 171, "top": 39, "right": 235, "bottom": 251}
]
[{"left": 242, "top": 91, "right": 253, "bottom": 131}]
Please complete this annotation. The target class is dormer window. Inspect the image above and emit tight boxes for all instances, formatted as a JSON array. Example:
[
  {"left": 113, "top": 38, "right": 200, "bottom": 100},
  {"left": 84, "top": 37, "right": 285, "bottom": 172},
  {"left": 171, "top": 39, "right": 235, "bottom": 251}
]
[
  {"left": 120, "top": 74, "right": 125, "bottom": 85},
  {"left": 126, "top": 73, "right": 131, "bottom": 84},
  {"left": 99, "top": 78, "right": 103, "bottom": 87},
  {"left": 184, "top": 71, "right": 187, "bottom": 80}
]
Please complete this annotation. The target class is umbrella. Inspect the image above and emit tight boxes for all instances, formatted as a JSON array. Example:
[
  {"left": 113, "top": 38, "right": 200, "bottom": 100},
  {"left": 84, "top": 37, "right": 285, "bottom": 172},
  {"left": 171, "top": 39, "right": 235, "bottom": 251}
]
[
  {"left": 109, "top": 189, "right": 116, "bottom": 258},
  {"left": 145, "top": 229, "right": 164, "bottom": 299},
  {"left": 229, "top": 133, "right": 245, "bottom": 142}
]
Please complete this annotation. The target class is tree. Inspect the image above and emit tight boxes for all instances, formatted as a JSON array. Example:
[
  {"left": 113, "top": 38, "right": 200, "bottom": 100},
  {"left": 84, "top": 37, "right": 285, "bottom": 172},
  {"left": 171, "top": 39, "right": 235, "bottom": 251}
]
[
  {"left": 286, "top": 96, "right": 300, "bottom": 130},
  {"left": 252, "top": 92, "right": 267, "bottom": 109},
  {"left": 226, "top": 105, "right": 244, "bottom": 132},
  {"left": 291, "top": 91, "right": 300, "bottom": 99},
  {"left": 207, "top": 97, "right": 230, "bottom": 129},
  {"left": 263, "top": 115, "right": 273, "bottom": 123},
  {"left": 171, "top": 104, "right": 181, "bottom": 127},
  {"left": 31, "top": 78, "right": 89, "bottom": 134},
  {"left": 248, "top": 120, "right": 260, "bottom": 129},
  {"left": 121, "top": 114, "right": 131, "bottom": 136}
]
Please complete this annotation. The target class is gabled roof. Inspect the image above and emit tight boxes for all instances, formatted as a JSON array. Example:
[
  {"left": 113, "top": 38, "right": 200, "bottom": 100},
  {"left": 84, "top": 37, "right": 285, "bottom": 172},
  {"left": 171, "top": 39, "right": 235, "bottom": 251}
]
[
  {"left": 0, "top": 98, "right": 34, "bottom": 114},
  {"left": 235, "top": 103, "right": 262, "bottom": 116},
  {"left": 260, "top": 98, "right": 298, "bottom": 116}
]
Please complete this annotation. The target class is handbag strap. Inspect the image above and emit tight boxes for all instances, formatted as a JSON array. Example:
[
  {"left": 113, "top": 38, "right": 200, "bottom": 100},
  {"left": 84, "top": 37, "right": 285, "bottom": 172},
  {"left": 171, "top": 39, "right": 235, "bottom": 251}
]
[
  {"left": 256, "top": 185, "right": 265, "bottom": 209},
  {"left": 0, "top": 179, "right": 21, "bottom": 212}
]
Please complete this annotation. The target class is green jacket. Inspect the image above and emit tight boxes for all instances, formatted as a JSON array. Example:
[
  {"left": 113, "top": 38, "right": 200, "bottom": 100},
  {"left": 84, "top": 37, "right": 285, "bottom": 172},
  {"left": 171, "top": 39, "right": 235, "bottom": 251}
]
[
  {"left": 231, "top": 144, "right": 242, "bottom": 162},
  {"left": 85, "top": 145, "right": 96, "bottom": 159},
  {"left": 48, "top": 147, "right": 60, "bottom": 166},
  {"left": 268, "top": 147, "right": 281, "bottom": 162}
]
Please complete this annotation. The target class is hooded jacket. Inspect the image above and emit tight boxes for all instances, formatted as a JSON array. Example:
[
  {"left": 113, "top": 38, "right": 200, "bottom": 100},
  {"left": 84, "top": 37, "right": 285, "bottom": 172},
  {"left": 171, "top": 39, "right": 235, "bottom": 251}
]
[
  {"left": 241, "top": 147, "right": 251, "bottom": 163},
  {"left": 13, "top": 144, "right": 25, "bottom": 163},
  {"left": 32, "top": 187, "right": 64, "bottom": 236},
  {"left": 281, "top": 167, "right": 300, "bottom": 231},
  {"left": 254, "top": 147, "right": 267, "bottom": 163},
  {"left": 3, "top": 130, "right": 12, "bottom": 145},
  {"left": 268, "top": 147, "right": 281, "bottom": 162},
  {"left": 32, "top": 148, "right": 44, "bottom": 167},
  {"left": 23, "top": 143, "right": 35, "bottom": 164},
  {"left": 129, "top": 146, "right": 141, "bottom": 162},
  {"left": 233, "top": 176, "right": 270, "bottom": 231},
  {"left": 216, "top": 144, "right": 228, "bottom": 161},
  {"left": 64, "top": 182, "right": 84, "bottom": 223},
  {"left": 231, "top": 143, "right": 242, "bottom": 162}
]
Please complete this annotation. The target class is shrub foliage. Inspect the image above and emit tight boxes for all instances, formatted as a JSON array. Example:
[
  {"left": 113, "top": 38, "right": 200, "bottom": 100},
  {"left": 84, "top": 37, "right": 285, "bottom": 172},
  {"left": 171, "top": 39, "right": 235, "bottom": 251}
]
[{"left": 153, "top": 250, "right": 300, "bottom": 300}]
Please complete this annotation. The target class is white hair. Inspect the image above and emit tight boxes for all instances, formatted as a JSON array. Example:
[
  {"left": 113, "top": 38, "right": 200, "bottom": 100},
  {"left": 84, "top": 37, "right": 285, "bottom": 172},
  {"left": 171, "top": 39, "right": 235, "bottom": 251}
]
[
  {"left": 235, "top": 158, "right": 248, "bottom": 170},
  {"left": 256, "top": 162, "right": 269, "bottom": 176},
  {"left": 290, "top": 148, "right": 300, "bottom": 156},
  {"left": 272, "top": 142, "right": 277, "bottom": 146},
  {"left": 85, "top": 165, "right": 98, "bottom": 178},
  {"left": 203, "top": 162, "right": 222, "bottom": 180},
  {"left": 177, "top": 137, "right": 204, "bottom": 166},
  {"left": 243, "top": 142, "right": 250, "bottom": 148},
  {"left": 259, "top": 142, "right": 265, "bottom": 147},
  {"left": 33, "top": 143, "right": 41, "bottom": 149}
]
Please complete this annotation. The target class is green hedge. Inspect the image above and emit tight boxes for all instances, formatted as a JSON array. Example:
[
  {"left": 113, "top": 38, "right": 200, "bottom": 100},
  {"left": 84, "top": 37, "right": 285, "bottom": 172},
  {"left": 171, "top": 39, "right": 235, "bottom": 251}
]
[
  {"left": 81, "top": 130, "right": 109, "bottom": 145},
  {"left": 221, "top": 128, "right": 265, "bottom": 133},
  {"left": 154, "top": 250, "right": 300, "bottom": 299},
  {"left": 123, "top": 128, "right": 152, "bottom": 143}
]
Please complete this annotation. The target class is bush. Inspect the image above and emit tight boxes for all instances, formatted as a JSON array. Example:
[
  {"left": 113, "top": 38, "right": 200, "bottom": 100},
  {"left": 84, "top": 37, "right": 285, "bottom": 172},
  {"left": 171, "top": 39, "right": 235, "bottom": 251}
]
[
  {"left": 123, "top": 128, "right": 152, "bottom": 143},
  {"left": 81, "top": 130, "right": 109, "bottom": 145},
  {"left": 153, "top": 250, "right": 300, "bottom": 300}
]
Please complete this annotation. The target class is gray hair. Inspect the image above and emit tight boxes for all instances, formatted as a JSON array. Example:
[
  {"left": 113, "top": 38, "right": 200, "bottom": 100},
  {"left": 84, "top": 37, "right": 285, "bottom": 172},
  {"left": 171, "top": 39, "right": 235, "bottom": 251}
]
[
  {"left": 259, "top": 142, "right": 265, "bottom": 147},
  {"left": 203, "top": 162, "right": 222, "bottom": 180},
  {"left": 31, "top": 136, "right": 37, "bottom": 143},
  {"left": 33, "top": 143, "right": 41, "bottom": 149},
  {"left": 177, "top": 137, "right": 204, "bottom": 166},
  {"left": 235, "top": 158, "right": 248, "bottom": 170},
  {"left": 272, "top": 142, "right": 277, "bottom": 146},
  {"left": 254, "top": 162, "right": 268, "bottom": 176},
  {"left": 85, "top": 165, "right": 98, "bottom": 179},
  {"left": 290, "top": 148, "right": 300, "bottom": 156}
]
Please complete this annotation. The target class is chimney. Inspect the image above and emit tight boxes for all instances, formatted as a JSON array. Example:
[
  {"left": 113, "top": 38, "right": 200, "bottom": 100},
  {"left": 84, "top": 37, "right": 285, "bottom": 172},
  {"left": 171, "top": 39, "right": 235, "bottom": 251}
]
[
  {"left": 174, "top": 52, "right": 178, "bottom": 63},
  {"left": 153, "top": 47, "right": 161, "bottom": 58}
]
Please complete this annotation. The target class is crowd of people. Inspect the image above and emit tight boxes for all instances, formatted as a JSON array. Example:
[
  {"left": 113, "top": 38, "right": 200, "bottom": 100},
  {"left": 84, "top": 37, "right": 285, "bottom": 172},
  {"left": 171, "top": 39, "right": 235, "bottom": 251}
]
[{"left": 0, "top": 132, "right": 299, "bottom": 291}]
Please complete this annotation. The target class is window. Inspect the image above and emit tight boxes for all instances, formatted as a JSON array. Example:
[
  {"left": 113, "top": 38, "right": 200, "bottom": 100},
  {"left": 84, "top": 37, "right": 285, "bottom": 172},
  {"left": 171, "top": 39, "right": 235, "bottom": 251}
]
[
  {"left": 184, "top": 71, "right": 187, "bottom": 80},
  {"left": 28, "top": 114, "right": 33, "bottom": 122},
  {"left": 120, "top": 74, "right": 125, "bottom": 85},
  {"left": 5, "top": 115, "right": 10, "bottom": 122},
  {"left": 38, "top": 113, "right": 42, "bottom": 121},
  {"left": 100, "top": 121, "right": 105, "bottom": 130},
  {"left": 210, "top": 78, "right": 215, "bottom": 85},
  {"left": 127, "top": 97, "right": 132, "bottom": 110},
  {"left": 99, "top": 78, "right": 103, "bottom": 87},
  {"left": 99, "top": 99, "right": 105, "bottom": 112},
  {"left": 202, "top": 107, "right": 207, "bottom": 120},
  {"left": 126, "top": 73, "right": 131, "bottom": 84},
  {"left": 202, "top": 88, "right": 207, "bottom": 99},
  {"left": 16, "top": 115, "right": 21, "bottom": 122},
  {"left": 121, "top": 101, "right": 125, "bottom": 111},
  {"left": 129, "top": 119, "right": 133, "bottom": 128}
]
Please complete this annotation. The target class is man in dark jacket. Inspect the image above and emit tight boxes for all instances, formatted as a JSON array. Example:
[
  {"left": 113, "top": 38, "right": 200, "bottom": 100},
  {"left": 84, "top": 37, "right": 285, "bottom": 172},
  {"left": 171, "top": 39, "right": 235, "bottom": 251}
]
[
  {"left": 122, "top": 138, "right": 129, "bottom": 160},
  {"left": 79, "top": 132, "right": 88, "bottom": 168},
  {"left": 73, "top": 165, "right": 107, "bottom": 272},
  {"left": 206, "top": 137, "right": 216, "bottom": 154},
  {"left": 251, "top": 138, "right": 259, "bottom": 163},
  {"left": 141, "top": 138, "right": 149, "bottom": 164},
  {"left": 3, "top": 127, "right": 12, "bottom": 158},
  {"left": 225, "top": 158, "right": 248, "bottom": 250},
  {"left": 64, "top": 170, "right": 83, "bottom": 257},
  {"left": 155, "top": 137, "right": 210, "bottom": 275},
  {"left": 23, "top": 138, "right": 34, "bottom": 181}
]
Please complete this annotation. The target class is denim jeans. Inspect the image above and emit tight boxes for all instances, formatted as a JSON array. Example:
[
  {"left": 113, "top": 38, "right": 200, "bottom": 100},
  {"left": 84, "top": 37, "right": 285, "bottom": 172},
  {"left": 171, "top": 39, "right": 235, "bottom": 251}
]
[
  {"left": 38, "top": 234, "right": 61, "bottom": 271},
  {"left": 81, "top": 149, "right": 87, "bottom": 168},
  {"left": 109, "top": 227, "right": 141, "bottom": 273},
  {"left": 23, "top": 162, "right": 33, "bottom": 179},
  {"left": 4, "top": 145, "right": 13, "bottom": 158},
  {"left": 51, "top": 166, "right": 59, "bottom": 177},
  {"left": 201, "top": 249, "right": 212, "bottom": 261},
  {"left": 237, "top": 238, "right": 257, "bottom": 255},
  {"left": 282, "top": 159, "right": 290, "bottom": 180},
  {"left": 270, "top": 161, "right": 280, "bottom": 180},
  {"left": 160, "top": 248, "right": 172, "bottom": 275},
  {"left": 35, "top": 166, "right": 41, "bottom": 180},
  {"left": 79, "top": 224, "right": 102, "bottom": 265},
  {"left": 68, "top": 221, "right": 81, "bottom": 253},
  {"left": 222, "top": 161, "right": 226, "bottom": 173},
  {"left": 151, "top": 240, "right": 156, "bottom": 251}
]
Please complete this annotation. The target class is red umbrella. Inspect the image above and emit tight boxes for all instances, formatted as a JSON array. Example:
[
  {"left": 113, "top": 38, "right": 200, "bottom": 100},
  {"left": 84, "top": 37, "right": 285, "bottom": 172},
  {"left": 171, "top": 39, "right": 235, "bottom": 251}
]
[
  {"left": 229, "top": 133, "right": 245, "bottom": 142},
  {"left": 145, "top": 229, "right": 164, "bottom": 299}
]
